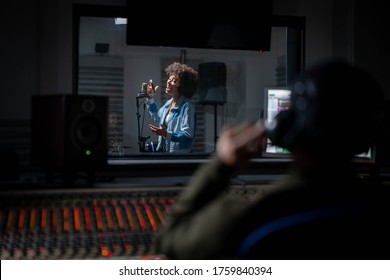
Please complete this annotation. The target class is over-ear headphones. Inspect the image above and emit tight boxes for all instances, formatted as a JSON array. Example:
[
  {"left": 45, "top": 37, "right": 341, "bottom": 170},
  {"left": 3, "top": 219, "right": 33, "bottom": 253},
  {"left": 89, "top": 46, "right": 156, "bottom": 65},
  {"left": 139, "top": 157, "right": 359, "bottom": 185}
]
[{"left": 265, "top": 60, "right": 384, "bottom": 157}]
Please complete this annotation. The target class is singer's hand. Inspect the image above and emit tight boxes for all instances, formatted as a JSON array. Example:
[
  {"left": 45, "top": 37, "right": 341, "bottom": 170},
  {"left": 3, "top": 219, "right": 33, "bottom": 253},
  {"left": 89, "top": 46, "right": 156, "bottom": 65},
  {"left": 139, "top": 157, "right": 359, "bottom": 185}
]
[
  {"left": 147, "top": 83, "right": 159, "bottom": 97},
  {"left": 149, "top": 124, "right": 167, "bottom": 138}
]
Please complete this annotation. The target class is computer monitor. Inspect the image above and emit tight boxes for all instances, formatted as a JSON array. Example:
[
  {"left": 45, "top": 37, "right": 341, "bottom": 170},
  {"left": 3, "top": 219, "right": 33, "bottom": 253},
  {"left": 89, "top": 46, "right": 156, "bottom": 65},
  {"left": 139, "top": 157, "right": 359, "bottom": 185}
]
[
  {"left": 262, "top": 86, "right": 376, "bottom": 163},
  {"left": 262, "top": 86, "right": 292, "bottom": 157},
  {"left": 353, "top": 147, "right": 376, "bottom": 164}
]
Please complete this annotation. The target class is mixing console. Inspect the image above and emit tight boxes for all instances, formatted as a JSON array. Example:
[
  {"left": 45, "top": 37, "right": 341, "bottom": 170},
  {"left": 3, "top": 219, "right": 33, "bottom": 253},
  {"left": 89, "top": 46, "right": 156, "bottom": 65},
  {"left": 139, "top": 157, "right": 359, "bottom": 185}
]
[
  {"left": 0, "top": 185, "right": 263, "bottom": 259},
  {"left": 0, "top": 187, "right": 181, "bottom": 259}
]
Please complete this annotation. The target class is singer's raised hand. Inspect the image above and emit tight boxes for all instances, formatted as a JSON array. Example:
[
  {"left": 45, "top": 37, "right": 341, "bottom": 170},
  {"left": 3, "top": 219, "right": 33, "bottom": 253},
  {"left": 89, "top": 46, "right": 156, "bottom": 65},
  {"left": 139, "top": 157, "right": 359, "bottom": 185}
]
[{"left": 147, "top": 80, "right": 159, "bottom": 97}]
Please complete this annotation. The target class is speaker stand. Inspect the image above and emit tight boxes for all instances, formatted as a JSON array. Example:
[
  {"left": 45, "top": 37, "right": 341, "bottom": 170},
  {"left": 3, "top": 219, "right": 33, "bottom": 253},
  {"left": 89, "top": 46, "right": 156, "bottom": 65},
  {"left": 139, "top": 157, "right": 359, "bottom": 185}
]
[{"left": 201, "top": 102, "right": 224, "bottom": 151}]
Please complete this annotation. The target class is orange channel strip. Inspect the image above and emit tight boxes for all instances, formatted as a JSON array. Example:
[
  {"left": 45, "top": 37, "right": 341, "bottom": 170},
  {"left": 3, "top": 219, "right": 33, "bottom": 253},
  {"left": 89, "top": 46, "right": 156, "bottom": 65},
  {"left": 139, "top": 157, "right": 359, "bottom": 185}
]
[
  {"left": 153, "top": 204, "right": 166, "bottom": 225},
  {"left": 114, "top": 206, "right": 124, "bottom": 230},
  {"left": 94, "top": 206, "right": 103, "bottom": 231},
  {"left": 124, "top": 205, "right": 136, "bottom": 232},
  {"left": 83, "top": 207, "right": 91, "bottom": 231},
  {"left": 29, "top": 208, "right": 36, "bottom": 230},
  {"left": 18, "top": 209, "right": 25, "bottom": 230},
  {"left": 63, "top": 207, "right": 69, "bottom": 232},
  {"left": 73, "top": 207, "right": 80, "bottom": 232},
  {"left": 133, "top": 203, "right": 146, "bottom": 231},
  {"left": 104, "top": 207, "right": 114, "bottom": 230},
  {"left": 41, "top": 208, "right": 47, "bottom": 230},
  {"left": 144, "top": 205, "right": 158, "bottom": 231}
]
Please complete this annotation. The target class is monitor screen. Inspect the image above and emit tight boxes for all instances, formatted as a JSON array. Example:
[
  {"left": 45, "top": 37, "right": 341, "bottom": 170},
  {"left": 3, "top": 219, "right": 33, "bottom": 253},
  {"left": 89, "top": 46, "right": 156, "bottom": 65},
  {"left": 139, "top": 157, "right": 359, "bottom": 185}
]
[
  {"left": 262, "top": 86, "right": 376, "bottom": 163},
  {"left": 353, "top": 147, "right": 375, "bottom": 163},
  {"left": 263, "top": 87, "right": 292, "bottom": 156}
]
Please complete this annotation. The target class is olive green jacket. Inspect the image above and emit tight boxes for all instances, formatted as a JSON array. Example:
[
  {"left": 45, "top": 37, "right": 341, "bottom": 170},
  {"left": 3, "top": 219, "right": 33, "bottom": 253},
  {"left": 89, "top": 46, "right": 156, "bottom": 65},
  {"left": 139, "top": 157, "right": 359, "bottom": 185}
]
[{"left": 157, "top": 156, "right": 389, "bottom": 259}]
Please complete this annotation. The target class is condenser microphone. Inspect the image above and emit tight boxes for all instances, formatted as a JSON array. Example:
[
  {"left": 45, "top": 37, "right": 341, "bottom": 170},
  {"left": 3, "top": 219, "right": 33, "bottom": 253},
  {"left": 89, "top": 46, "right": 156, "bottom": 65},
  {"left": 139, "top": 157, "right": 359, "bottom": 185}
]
[
  {"left": 137, "top": 82, "right": 151, "bottom": 98},
  {"left": 142, "top": 82, "right": 147, "bottom": 93},
  {"left": 149, "top": 79, "right": 155, "bottom": 93}
]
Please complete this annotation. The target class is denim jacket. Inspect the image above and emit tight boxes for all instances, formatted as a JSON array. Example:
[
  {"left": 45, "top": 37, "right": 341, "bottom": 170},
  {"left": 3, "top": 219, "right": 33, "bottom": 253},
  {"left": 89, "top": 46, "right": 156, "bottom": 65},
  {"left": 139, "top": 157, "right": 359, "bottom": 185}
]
[{"left": 146, "top": 95, "right": 196, "bottom": 153}]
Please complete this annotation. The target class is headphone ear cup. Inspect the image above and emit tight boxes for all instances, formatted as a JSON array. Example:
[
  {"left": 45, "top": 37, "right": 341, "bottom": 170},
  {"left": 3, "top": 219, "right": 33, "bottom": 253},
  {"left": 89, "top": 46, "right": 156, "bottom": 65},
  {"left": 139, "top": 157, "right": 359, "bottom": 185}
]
[{"left": 265, "top": 110, "right": 297, "bottom": 150}]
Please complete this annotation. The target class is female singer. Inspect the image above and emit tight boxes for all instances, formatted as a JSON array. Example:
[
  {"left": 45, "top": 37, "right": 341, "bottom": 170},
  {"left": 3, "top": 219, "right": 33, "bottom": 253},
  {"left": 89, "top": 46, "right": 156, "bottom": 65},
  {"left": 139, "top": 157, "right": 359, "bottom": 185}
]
[{"left": 146, "top": 62, "right": 199, "bottom": 153}]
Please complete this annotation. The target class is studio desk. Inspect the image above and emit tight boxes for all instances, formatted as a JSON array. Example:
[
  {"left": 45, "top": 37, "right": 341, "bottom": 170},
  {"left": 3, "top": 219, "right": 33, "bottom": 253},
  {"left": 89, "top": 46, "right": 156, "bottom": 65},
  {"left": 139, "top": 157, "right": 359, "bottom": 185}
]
[
  {"left": 1, "top": 155, "right": 379, "bottom": 260},
  {"left": 0, "top": 156, "right": 295, "bottom": 260}
]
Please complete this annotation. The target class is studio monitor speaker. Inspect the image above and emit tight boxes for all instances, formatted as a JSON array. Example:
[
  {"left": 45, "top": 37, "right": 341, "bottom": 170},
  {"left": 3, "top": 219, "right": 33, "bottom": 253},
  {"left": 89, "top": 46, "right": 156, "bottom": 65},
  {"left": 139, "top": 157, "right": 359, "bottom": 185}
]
[{"left": 31, "top": 95, "right": 108, "bottom": 169}]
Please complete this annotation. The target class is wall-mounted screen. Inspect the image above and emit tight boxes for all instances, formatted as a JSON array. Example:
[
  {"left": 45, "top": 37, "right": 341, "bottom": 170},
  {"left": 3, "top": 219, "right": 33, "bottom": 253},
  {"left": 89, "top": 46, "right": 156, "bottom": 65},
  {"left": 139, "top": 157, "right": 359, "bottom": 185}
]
[{"left": 126, "top": 2, "right": 273, "bottom": 52}]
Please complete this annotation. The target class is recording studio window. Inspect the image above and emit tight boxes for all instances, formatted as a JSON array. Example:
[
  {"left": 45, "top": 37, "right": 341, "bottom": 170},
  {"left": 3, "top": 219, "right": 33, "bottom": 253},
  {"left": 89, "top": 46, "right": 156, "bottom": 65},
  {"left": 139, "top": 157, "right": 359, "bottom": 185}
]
[{"left": 75, "top": 5, "right": 305, "bottom": 158}]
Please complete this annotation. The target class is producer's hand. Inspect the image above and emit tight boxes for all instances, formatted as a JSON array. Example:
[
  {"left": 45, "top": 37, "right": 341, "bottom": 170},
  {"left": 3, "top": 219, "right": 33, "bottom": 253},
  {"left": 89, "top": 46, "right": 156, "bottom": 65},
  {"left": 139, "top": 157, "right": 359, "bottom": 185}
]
[{"left": 216, "top": 120, "right": 265, "bottom": 168}]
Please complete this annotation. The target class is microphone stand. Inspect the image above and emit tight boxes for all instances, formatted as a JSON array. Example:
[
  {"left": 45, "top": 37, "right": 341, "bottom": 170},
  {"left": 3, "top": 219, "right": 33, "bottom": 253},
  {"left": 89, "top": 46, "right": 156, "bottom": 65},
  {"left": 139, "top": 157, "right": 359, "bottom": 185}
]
[{"left": 136, "top": 97, "right": 150, "bottom": 153}]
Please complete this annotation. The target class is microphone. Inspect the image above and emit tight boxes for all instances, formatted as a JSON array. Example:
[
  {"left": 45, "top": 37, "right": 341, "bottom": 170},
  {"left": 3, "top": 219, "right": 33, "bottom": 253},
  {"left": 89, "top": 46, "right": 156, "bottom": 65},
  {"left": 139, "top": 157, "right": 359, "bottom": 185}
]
[
  {"left": 149, "top": 79, "right": 155, "bottom": 93},
  {"left": 137, "top": 82, "right": 151, "bottom": 99}
]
